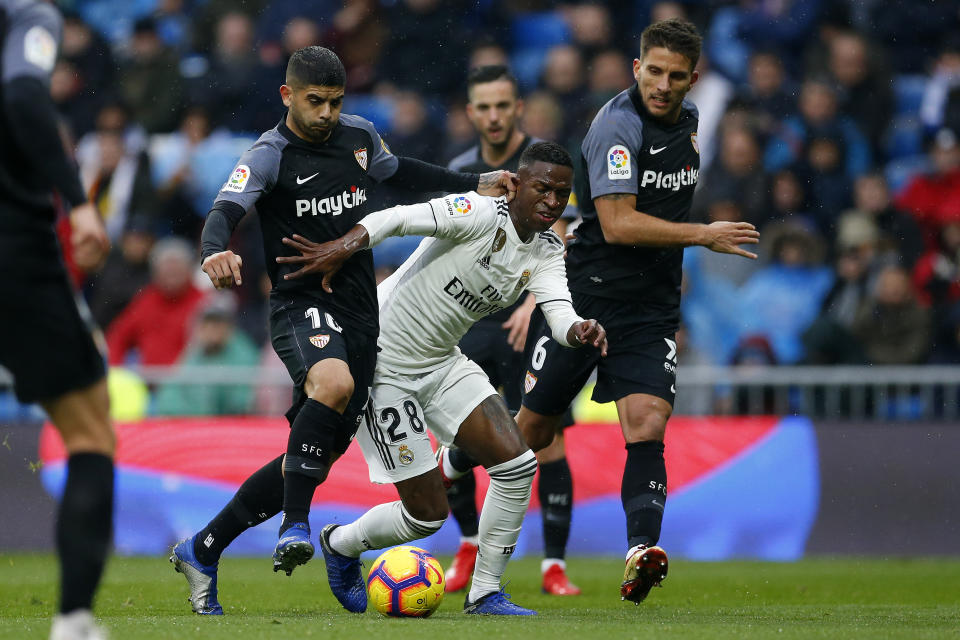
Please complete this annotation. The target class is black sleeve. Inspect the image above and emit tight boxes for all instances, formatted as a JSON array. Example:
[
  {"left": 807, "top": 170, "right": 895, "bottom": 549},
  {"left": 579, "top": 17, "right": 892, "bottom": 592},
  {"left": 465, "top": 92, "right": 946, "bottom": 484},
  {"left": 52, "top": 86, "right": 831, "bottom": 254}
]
[
  {"left": 383, "top": 156, "right": 480, "bottom": 193},
  {"left": 200, "top": 200, "right": 247, "bottom": 263},
  {"left": 3, "top": 76, "right": 87, "bottom": 207}
]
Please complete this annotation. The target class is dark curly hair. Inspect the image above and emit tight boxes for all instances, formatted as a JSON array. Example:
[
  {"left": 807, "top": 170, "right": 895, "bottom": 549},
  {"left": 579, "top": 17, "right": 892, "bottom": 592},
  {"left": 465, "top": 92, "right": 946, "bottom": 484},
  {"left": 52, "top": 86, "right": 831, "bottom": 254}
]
[
  {"left": 640, "top": 18, "right": 702, "bottom": 70},
  {"left": 519, "top": 141, "right": 573, "bottom": 170},
  {"left": 286, "top": 46, "right": 346, "bottom": 88}
]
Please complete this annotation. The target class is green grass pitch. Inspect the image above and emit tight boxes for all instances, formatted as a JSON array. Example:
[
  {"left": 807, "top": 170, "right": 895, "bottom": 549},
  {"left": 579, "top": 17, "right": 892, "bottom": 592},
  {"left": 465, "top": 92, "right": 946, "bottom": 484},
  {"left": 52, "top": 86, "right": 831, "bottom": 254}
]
[{"left": 1, "top": 554, "right": 958, "bottom": 639}]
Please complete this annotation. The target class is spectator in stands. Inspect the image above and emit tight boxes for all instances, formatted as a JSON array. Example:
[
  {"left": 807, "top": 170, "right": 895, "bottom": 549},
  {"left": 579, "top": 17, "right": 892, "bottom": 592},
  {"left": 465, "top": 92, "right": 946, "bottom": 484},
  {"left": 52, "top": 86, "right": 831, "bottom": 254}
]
[
  {"left": 869, "top": 0, "right": 960, "bottom": 74},
  {"left": 540, "top": 44, "right": 588, "bottom": 141},
  {"left": 694, "top": 126, "right": 766, "bottom": 225},
  {"left": 58, "top": 13, "right": 116, "bottom": 136},
  {"left": 78, "top": 128, "right": 157, "bottom": 243},
  {"left": 686, "top": 54, "right": 733, "bottom": 172},
  {"left": 913, "top": 221, "right": 960, "bottom": 309},
  {"left": 730, "top": 50, "right": 795, "bottom": 139},
  {"left": 737, "top": 222, "right": 834, "bottom": 364},
  {"left": 154, "top": 292, "right": 260, "bottom": 416},
  {"left": 764, "top": 78, "right": 871, "bottom": 180},
  {"left": 795, "top": 132, "right": 855, "bottom": 235},
  {"left": 376, "top": 0, "right": 466, "bottom": 98},
  {"left": 89, "top": 216, "right": 155, "bottom": 331},
  {"left": 565, "top": 3, "right": 613, "bottom": 61},
  {"left": 852, "top": 264, "right": 932, "bottom": 365},
  {"left": 850, "top": 173, "right": 924, "bottom": 267},
  {"left": 825, "top": 30, "right": 892, "bottom": 158},
  {"left": 107, "top": 238, "right": 206, "bottom": 366},
  {"left": 895, "top": 127, "right": 960, "bottom": 245},
  {"left": 324, "top": 0, "right": 385, "bottom": 93},
  {"left": 920, "top": 35, "right": 960, "bottom": 133},
  {"left": 117, "top": 17, "right": 184, "bottom": 133},
  {"left": 187, "top": 12, "right": 262, "bottom": 132},
  {"left": 763, "top": 168, "right": 811, "bottom": 232},
  {"left": 520, "top": 91, "right": 564, "bottom": 143},
  {"left": 586, "top": 49, "right": 632, "bottom": 105},
  {"left": 468, "top": 41, "right": 509, "bottom": 72},
  {"left": 802, "top": 213, "right": 881, "bottom": 364}
]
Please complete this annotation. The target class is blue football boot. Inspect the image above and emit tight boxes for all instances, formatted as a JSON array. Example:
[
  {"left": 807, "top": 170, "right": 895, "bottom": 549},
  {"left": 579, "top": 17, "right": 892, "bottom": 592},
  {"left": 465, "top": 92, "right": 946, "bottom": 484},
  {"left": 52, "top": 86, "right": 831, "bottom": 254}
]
[
  {"left": 318, "top": 524, "right": 367, "bottom": 613},
  {"left": 273, "top": 522, "right": 315, "bottom": 576},
  {"left": 464, "top": 588, "right": 537, "bottom": 615},
  {"left": 170, "top": 536, "right": 224, "bottom": 615}
]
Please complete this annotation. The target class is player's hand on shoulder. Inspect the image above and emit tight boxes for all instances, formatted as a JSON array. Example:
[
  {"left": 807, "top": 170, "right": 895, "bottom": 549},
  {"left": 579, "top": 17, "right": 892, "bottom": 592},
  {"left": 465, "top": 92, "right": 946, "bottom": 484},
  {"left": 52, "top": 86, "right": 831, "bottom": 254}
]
[
  {"left": 202, "top": 250, "right": 243, "bottom": 289},
  {"left": 69, "top": 202, "right": 110, "bottom": 273},
  {"left": 477, "top": 170, "right": 519, "bottom": 202},
  {"left": 702, "top": 221, "right": 760, "bottom": 259},
  {"left": 570, "top": 319, "right": 608, "bottom": 357}
]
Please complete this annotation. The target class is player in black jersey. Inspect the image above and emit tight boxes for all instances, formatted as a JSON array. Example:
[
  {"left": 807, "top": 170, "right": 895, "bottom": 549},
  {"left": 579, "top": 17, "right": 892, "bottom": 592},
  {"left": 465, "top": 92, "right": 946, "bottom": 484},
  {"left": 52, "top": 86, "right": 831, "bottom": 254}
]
[
  {"left": 516, "top": 20, "right": 759, "bottom": 605},
  {"left": 170, "top": 46, "right": 515, "bottom": 615},
  {"left": 1, "top": 2, "right": 114, "bottom": 638},
  {"left": 439, "top": 65, "right": 582, "bottom": 596}
]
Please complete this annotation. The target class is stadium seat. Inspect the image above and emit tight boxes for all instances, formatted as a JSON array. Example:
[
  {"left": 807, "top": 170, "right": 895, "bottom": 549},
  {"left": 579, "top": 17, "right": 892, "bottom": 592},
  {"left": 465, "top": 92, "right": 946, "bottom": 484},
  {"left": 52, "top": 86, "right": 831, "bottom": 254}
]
[
  {"left": 510, "top": 12, "right": 572, "bottom": 89},
  {"left": 885, "top": 154, "right": 930, "bottom": 195},
  {"left": 893, "top": 74, "right": 928, "bottom": 117},
  {"left": 342, "top": 95, "right": 395, "bottom": 134},
  {"left": 883, "top": 115, "right": 924, "bottom": 160}
]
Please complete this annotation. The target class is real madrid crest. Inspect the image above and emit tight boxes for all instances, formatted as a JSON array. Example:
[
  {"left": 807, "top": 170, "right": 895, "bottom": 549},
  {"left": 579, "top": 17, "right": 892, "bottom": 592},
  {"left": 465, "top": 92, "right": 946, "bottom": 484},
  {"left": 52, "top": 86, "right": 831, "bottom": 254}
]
[
  {"left": 514, "top": 269, "right": 531, "bottom": 292},
  {"left": 398, "top": 445, "right": 414, "bottom": 465},
  {"left": 690, "top": 132, "right": 699, "bottom": 155},
  {"left": 354, "top": 147, "right": 368, "bottom": 170},
  {"left": 309, "top": 334, "right": 330, "bottom": 349},
  {"left": 491, "top": 228, "right": 506, "bottom": 253}
]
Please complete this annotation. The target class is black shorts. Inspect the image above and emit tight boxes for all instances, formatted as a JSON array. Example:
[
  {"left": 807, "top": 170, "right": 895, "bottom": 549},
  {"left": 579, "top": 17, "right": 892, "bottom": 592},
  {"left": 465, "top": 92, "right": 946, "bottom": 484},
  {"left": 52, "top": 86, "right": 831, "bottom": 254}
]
[
  {"left": 0, "top": 222, "right": 105, "bottom": 404},
  {"left": 269, "top": 292, "right": 377, "bottom": 454},
  {"left": 521, "top": 291, "right": 678, "bottom": 417}
]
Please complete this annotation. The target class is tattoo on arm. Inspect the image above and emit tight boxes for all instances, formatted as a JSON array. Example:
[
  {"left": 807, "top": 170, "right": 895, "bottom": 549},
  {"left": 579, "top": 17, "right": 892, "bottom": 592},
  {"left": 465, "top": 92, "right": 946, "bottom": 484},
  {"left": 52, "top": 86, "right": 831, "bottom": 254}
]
[{"left": 477, "top": 172, "right": 499, "bottom": 191}]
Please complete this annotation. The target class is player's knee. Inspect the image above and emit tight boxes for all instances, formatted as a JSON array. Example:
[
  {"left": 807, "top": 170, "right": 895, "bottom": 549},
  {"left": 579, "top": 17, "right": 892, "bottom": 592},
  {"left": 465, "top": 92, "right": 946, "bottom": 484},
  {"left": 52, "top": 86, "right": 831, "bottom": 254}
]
[
  {"left": 519, "top": 412, "right": 560, "bottom": 452},
  {"left": 622, "top": 409, "right": 670, "bottom": 443},
  {"left": 305, "top": 368, "right": 354, "bottom": 411},
  {"left": 401, "top": 494, "right": 448, "bottom": 527}
]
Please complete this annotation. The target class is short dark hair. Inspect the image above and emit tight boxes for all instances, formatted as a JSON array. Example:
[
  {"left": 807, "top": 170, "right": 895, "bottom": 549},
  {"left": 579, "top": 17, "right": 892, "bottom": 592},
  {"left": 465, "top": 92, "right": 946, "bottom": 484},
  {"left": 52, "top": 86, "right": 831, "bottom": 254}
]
[
  {"left": 467, "top": 65, "right": 519, "bottom": 99},
  {"left": 639, "top": 18, "right": 702, "bottom": 70},
  {"left": 286, "top": 46, "right": 346, "bottom": 88},
  {"left": 519, "top": 141, "right": 573, "bottom": 170}
]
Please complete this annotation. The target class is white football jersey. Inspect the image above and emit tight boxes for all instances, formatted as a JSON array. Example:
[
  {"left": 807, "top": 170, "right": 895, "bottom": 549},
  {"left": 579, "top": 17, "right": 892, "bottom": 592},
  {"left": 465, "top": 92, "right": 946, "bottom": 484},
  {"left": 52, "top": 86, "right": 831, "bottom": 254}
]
[{"left": 360, "top": 192, "right": 582, "bottom": 373}]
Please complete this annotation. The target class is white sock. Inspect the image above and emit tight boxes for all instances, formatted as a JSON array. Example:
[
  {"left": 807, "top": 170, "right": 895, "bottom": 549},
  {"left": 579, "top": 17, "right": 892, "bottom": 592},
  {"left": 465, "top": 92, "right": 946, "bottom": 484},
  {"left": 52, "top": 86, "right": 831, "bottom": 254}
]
[
  {"left": 460, "top": 535, "right": 479, "bottom": 546},
  {"left": 468, "top": 450, "right": 537, "bottom": 602},
  {"left": 541, "top": 558, "right": 565, "bottom": 573},
  {"left": 50, "top": 609, "right": 106, "bottom": 640},
  {"left": 329, "top": 501, "right": 445, "bottom": 558},
  {"left": 441, "top": 448, "right": 466, "bottom": 481},
  {"left": 626, "top": 544, "right": 645, "bottom": 561}
]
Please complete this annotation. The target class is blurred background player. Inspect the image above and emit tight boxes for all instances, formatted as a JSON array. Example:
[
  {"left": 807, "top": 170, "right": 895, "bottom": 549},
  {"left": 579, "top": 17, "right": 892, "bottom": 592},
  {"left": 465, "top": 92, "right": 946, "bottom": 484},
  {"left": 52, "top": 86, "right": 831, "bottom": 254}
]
[
  {"left": 0, "top": 1, "right": 114, "bottom": 638},
  {"left": 516, "top": 19, "right": 758, "bottom": 605},
  {"left": 441, "top": 64, "right": 582, "bottom": 595}
]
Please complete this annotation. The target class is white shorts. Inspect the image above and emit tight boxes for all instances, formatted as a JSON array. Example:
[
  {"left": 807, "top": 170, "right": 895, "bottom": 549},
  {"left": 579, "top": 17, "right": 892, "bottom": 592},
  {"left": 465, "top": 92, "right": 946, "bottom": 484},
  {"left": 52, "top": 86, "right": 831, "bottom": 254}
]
[{"left": 357, "top": 352, "right": 496, "bottom": 484}]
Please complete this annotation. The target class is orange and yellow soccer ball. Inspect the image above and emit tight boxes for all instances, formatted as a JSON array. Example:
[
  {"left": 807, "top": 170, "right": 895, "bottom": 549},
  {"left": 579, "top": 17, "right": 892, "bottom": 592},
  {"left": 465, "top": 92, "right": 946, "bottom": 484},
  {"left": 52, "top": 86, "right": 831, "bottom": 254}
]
[{"left": 366, "top": 545, "right": 445, "bottom": 617}]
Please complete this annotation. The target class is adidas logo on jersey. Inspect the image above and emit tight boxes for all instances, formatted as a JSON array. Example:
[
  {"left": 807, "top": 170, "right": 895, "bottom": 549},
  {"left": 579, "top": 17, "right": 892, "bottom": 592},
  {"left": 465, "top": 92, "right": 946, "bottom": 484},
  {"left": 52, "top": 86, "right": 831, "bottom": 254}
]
[
  {"left": 295, "top": 186, "right": 367, "bottom": 217},
  {"left": 639, "top": 167, "right": 699, "bottom": 192}
]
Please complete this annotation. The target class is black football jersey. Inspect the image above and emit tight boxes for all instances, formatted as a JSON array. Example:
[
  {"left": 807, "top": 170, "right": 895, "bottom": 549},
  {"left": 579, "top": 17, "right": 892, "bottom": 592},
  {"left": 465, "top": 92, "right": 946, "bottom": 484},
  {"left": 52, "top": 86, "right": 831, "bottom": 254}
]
[
  {"left": 567, "top": 84, "right": 700, "bottom": 336},
  {"left": 214, "top": 116, "right": 398, "bottom": 336}
]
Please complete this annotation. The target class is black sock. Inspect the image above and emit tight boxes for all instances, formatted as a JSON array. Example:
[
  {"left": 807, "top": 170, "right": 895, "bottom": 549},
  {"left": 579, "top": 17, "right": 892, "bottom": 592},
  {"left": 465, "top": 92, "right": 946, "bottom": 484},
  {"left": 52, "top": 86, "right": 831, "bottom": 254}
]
[
  {"left": 539, "top": 457, "right": 573, "bottom": 560},
  {"left": 194, "top": 455, "right": 284, "bottom": 565},
  {"left": 446, "top": 470, "right": 479, "bottom": 538},
  {"left": 57, "top": 453, "right": 114, "bottom": 614},
  {"left": 621, "top": 440, "right": 667, "bottom": 549},
  {"left": 448, "top": 447, "right": 478, "bottom": 473},
  {"left": 281, "top": 399, "right": 341, "bottom": 530}
]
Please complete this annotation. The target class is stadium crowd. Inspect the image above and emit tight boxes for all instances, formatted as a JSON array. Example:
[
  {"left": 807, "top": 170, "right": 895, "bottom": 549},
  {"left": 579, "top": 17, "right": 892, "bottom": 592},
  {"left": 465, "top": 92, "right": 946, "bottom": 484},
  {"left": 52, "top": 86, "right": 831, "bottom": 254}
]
[{"left": 31, "top": 0, "right": 960, "bottom": 416}]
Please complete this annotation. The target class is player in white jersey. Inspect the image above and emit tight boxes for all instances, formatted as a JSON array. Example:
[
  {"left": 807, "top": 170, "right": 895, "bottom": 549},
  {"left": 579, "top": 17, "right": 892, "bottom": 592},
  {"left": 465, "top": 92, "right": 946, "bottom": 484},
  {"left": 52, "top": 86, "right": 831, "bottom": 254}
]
[{"left": 274, "top": 142, "right": 607, "bottom": 615}]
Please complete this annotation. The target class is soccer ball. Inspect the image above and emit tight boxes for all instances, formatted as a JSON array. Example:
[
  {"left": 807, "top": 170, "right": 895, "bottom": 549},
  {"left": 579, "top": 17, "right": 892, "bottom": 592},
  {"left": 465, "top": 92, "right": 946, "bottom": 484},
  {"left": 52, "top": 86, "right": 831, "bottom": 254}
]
[{"left": 366, "top": 545, "right": 445, "bottom": 617}]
